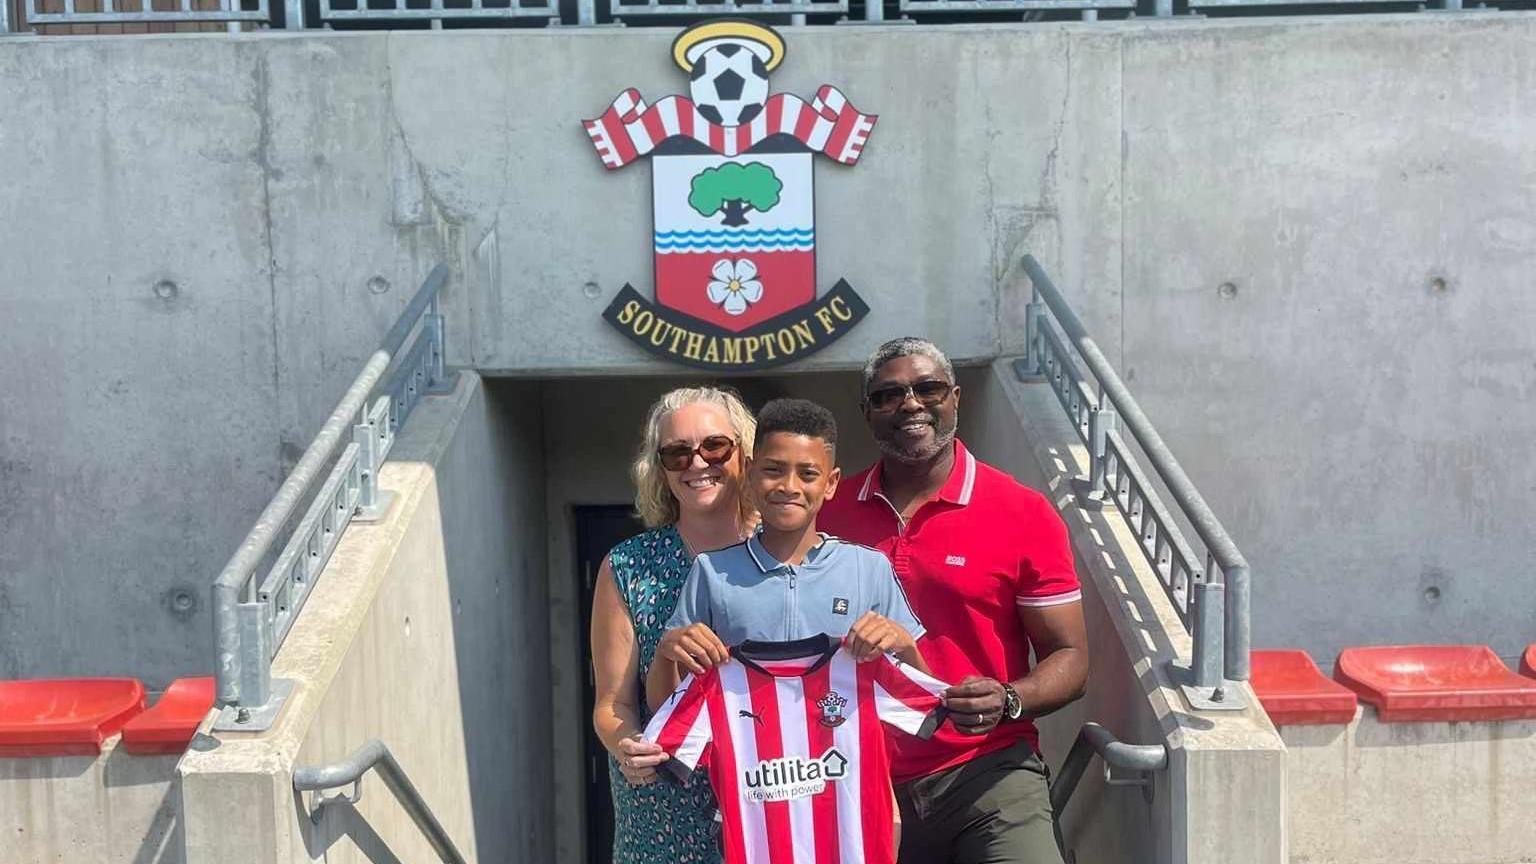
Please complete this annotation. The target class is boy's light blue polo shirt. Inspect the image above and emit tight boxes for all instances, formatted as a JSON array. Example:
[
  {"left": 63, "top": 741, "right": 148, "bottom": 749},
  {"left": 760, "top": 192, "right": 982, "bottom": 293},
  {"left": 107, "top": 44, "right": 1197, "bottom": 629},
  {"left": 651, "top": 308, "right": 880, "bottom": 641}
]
[{"left": 665, "top": 532, "right": 926, "bottom": 646}]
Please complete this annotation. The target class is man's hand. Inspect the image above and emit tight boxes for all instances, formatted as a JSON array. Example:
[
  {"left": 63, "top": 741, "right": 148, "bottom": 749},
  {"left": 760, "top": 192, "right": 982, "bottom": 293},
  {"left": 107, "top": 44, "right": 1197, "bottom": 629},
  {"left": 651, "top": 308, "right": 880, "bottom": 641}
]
[
  {"left": 615, "top": 735, "right": 669, "bottom": 786},
  {"left": 655, "top": 623, "right": 729, "bottom": 676},
  {"left": 843, "top": 611, "right": 917, "bottom": 662},
  {"left": 943, "top": 676, "right": 1007, "bottom": 735}
]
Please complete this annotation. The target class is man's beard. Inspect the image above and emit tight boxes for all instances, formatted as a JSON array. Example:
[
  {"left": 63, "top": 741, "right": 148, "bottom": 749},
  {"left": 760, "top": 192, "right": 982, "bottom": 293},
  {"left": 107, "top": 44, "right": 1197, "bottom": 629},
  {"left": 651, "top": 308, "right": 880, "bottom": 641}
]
[{"left": 876, "top": 413, "right": 958, "bottom": 465}]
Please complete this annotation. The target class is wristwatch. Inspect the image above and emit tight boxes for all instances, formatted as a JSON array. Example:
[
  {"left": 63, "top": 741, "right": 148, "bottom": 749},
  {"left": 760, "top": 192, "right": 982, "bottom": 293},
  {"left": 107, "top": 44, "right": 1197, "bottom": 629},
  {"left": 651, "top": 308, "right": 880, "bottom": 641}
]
[{"left": 1001, "top": 683, "right": 1023, "bottom": 721}]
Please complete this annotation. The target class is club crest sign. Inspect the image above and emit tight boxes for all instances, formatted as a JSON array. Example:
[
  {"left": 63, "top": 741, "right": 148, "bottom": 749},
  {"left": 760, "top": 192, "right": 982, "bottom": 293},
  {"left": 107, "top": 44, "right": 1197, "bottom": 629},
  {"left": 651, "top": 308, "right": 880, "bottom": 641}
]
[{"left": 584, "top": 19, "right": 873, "bottom": 370}]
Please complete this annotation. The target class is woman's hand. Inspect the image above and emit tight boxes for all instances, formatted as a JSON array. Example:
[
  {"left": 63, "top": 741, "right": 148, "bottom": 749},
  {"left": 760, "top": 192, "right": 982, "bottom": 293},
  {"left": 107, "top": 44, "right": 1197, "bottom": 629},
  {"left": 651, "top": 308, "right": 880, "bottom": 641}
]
[{"left": 616, "top": 734, "right": 670, "bottom": 786}]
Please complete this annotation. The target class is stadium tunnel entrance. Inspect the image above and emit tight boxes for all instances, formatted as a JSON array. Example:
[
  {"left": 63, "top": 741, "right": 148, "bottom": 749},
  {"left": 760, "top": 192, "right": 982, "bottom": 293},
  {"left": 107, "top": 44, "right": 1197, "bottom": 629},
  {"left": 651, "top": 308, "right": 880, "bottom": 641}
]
[{"left": 505, "top": 366, "right": 994, "bottom": 864}]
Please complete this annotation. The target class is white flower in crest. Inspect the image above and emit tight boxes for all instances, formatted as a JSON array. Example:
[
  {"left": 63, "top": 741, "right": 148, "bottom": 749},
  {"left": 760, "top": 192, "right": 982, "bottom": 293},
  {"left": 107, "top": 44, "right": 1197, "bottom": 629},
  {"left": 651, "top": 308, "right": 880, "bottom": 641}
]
[{"left": 706, "top": 258, "right": 764, "bottom": 316}]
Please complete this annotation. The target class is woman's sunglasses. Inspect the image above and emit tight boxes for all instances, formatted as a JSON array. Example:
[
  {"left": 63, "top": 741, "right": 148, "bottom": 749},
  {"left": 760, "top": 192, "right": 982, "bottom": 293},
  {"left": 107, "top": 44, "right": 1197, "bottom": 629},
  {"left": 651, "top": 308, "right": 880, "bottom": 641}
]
[
  {"left": 864, "top": 380, "right": 955, "bottom": 413},
  {"left": 656, "top": 435, "right": 737, "bottom": 472}
]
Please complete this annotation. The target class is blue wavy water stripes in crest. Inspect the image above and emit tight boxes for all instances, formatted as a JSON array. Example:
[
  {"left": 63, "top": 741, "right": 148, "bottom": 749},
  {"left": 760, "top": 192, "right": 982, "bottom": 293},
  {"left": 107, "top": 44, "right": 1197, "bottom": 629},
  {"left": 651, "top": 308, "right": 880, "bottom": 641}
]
[
  {"left": 654, "top": 228, "right": 814, "bottom": 241},
  {"left": 654, "top": 227, "right": 814, "bottom": 251}
]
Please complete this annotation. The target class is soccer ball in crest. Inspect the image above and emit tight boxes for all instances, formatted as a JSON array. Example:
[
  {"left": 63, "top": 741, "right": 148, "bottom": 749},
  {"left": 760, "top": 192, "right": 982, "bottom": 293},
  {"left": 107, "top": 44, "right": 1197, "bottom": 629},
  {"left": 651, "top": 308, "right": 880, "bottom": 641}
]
[{"left": 673, "top": 19, "right": 785, "bottom": 128}]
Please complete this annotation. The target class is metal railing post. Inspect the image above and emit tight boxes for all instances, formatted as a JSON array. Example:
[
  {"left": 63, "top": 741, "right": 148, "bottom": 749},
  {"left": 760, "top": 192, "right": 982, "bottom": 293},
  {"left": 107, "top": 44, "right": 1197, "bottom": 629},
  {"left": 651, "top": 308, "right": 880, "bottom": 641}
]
[
  {"left": 1, "top": 0, "right": 11, "bottom": 33},
  {"left": 353, "top": 418, "right": 381, "bottom": 515},
  {"left": 865, "top": 0, "right": 884, "bottom": 20},
  {"left": 236, "top": 602, "right": 272, "bottom": 718},
  {"left": 285, "top": 0, "right": 304, "bottom": 27},
  {"left": 1087, "top": 402, "right": 1114, "bottom": 492},
  {"left": 1225, "top": 564, "right": 1250, "bottom": 681},
  {"left": 213, "top": 581, "right": 244, "bottom": 706},
  {"left": 425, "top": 295, "right": 451, "bottom": 393},
  {"left": 1154, "top": 0, "right": 1172, "bottom": 14},
  {"left": 1190, "top": 581, "right": 1225, "bottom": 691},
  {"left": 576, "top": 0, "right": 594, "bottom": 24},
  {"left": 1023, "top": 288, "right": 1044, "bottom": 375}
]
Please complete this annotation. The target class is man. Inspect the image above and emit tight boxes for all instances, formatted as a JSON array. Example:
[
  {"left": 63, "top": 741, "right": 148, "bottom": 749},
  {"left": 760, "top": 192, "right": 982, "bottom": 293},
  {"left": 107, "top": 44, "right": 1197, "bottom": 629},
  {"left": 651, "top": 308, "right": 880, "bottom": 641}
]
[{"left": 818, "top": 337, "right": 1090, "bottom": 864}]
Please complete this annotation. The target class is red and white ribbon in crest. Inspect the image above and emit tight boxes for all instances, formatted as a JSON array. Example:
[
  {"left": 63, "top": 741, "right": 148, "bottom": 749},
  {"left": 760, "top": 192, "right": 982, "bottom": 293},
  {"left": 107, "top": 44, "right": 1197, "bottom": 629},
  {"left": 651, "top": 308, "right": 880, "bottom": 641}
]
[{"left": 583, "top": 85, "right": 877, "bottom": 170}]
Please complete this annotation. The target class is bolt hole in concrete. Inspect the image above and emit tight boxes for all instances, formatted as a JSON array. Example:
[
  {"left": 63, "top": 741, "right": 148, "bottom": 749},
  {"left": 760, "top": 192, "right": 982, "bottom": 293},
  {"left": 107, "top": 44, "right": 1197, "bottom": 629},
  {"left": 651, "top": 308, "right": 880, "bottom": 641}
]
[
  {"left": 1218, "top": 281, "right": 1239, "bottom": 299},
  {"left": 163, "top": 586, "right": 199, "bottom": 620},
  {"left": 152, "top": 279, "right": 179, "bottom": 301},
  {"left": 1423, "top": 585, "right": 1442, "bottom": 604},
  {"left": 1429, "top": 276, "right": 1449, "bottom": 293},
  {"left": 582, "top": 281, "right": 602, "bottom": 299},
  {"left": 404, "top": 615, "right": 411, "bottom": 637},
  {"left": 368, "top": 275, "right": 391, "bottom": 295}
]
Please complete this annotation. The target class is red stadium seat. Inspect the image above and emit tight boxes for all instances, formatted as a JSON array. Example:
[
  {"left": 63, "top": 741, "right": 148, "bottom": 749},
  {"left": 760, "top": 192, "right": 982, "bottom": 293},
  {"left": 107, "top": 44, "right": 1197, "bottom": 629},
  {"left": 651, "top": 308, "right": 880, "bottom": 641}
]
[
  {"left": 1250, "top": 649, "right": 1358, "bottom": 725},
  {"left": 1520, "top": 644, "right": 1536, "bottom": 680},
  {"left": 1334, "top": 645, "right": 1536, "bottom": 723},
  {"left": 121, "top": 677, "right": 217, "bottom": 755},
  {"left": 0, "top": 679, "right": 147, "bottom": 756}
]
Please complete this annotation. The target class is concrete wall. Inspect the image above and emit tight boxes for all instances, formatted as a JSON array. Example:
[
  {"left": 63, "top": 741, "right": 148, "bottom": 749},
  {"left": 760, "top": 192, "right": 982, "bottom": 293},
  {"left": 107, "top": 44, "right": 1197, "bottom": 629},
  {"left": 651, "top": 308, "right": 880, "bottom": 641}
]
[
  {"left": 967, "top": 360, "right": 1288, "bottom": 864},
  {"left": 4, "top": 12, "right": 1535, "bottom": 702},
  {"left": 1, "top": 740, "right": 182, "bottom": 864},
  {"left": 1283, "top": 711, "right": 1536, "bottom": 864},
  {"left": 179, "top": 371, "right": 552, "bottom": 863}
]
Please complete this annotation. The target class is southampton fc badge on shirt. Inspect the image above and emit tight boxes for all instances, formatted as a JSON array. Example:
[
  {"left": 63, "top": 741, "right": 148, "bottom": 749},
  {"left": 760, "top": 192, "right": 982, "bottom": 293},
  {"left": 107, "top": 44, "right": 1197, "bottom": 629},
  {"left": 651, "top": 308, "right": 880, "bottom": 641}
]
[
  {"left": 816, "top": 691, "right": 848, "bottom": 728},
  {"left": 584, "top": 19, "right": 872, "bottom": 371}
]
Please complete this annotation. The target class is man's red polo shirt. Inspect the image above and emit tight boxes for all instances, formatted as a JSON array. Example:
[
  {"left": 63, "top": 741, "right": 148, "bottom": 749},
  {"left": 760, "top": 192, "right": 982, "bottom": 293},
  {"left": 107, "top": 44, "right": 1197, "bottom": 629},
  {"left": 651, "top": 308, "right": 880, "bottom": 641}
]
[{"left": 819, "top": 439, "right": 1081, "bottom": 783}]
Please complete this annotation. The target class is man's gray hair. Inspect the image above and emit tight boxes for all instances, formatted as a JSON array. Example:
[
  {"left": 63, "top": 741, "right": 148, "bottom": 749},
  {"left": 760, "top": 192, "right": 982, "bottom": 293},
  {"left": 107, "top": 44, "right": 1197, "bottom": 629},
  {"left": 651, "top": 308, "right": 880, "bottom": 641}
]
[{"left": 861, "top": 337, "right": 955, "bottom": 399}]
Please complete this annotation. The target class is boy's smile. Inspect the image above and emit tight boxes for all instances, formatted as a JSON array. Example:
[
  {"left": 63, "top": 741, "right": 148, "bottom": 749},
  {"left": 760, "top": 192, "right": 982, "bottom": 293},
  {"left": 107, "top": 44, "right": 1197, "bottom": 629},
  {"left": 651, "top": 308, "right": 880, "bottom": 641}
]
[{"left": 749, "top": 431, "right": 841, "bottom": 534}]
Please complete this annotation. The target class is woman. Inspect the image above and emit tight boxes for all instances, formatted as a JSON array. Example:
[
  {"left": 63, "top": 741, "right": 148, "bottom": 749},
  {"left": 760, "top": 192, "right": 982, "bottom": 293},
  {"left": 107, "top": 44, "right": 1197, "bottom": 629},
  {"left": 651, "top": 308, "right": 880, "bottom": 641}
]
[{"left": 591, "top": 386, "right": 757, "bottom": 864}]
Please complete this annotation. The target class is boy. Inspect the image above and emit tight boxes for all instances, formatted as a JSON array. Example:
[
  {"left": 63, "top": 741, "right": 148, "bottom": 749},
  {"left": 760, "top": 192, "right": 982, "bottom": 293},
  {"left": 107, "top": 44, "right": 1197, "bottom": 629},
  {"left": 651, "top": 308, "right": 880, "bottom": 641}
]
[{"left": 646, "top": 397, "right": 929, "bottom": 713}]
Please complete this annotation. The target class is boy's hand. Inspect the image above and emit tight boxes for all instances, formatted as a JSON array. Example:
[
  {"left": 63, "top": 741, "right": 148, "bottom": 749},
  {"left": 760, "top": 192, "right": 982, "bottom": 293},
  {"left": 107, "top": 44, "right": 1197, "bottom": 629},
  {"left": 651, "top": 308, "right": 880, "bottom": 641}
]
[
  {"left": 656, "top": 623, "right": 730, "bottom": 675},
  {"left": 844, "top": 611, "right": 916, "bottom": 662}
]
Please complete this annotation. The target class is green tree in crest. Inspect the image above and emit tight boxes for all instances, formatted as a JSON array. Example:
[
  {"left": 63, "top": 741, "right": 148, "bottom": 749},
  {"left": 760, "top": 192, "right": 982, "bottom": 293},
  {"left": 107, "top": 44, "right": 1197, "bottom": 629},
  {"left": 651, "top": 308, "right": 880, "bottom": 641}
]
[{"left": 688, "top": 162, "right": 782, "bottom": 227}]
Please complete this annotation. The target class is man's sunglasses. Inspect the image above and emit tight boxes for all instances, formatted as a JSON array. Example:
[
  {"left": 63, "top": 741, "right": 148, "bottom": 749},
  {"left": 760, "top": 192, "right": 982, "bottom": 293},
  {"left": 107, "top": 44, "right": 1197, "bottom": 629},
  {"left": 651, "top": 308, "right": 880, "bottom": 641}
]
[
  {"left": 656, "top": 435, "right": 737, "bottom": 472},
  {"left": 865, "top": 380, "right": 955, "bottom": 413}
]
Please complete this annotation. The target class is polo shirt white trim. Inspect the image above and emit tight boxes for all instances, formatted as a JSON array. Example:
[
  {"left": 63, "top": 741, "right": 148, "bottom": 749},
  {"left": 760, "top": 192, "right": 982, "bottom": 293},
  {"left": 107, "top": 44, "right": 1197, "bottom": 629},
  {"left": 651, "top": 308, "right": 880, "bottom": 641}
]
[
  {"left": 854, "top": 441, "right": 976, "bottom": 506},
  {"left": 1015, "top": 589, "right": 1083, "bottom": 608},
  {"left": 956, "top": 449, "right": 977, "bottom": 506}
]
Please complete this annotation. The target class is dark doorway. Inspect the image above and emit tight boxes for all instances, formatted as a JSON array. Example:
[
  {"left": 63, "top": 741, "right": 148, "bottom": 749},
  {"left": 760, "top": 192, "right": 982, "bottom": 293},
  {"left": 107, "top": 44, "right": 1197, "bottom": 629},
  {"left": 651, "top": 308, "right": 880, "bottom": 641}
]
[{"left": 574, "top": 504, "right": 646, "bottom": 864}]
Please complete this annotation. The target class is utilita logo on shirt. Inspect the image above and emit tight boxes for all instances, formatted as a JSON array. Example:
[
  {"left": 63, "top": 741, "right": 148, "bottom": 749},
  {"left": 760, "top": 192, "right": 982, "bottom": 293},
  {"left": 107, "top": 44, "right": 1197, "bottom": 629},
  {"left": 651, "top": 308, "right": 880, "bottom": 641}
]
[{"left": 742, "top": 747, "right": 850, "bottom": 802}]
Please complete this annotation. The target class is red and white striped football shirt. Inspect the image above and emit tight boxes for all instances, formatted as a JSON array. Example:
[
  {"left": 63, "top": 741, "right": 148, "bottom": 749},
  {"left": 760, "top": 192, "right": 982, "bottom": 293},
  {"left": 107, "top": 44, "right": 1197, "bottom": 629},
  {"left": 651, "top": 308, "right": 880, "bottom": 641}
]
[{"left": 644, "top": 635, "right": 950, "bottom": 864}]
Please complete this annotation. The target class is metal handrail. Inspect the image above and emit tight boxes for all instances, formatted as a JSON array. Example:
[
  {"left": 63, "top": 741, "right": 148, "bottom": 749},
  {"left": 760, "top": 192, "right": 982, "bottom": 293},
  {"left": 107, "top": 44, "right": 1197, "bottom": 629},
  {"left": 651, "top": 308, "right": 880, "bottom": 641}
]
[
  {"left": 294, "top": 739, "right": 467, "bottom": 864},
  {"left": 211, "top": 265, "right": 450, "bottom": 727},
  {"left": 609, "top": 0, "right": 849, "bottom": 22},
  {"left": 317, "top": 0, "right": 559, "bottom": 29},
  {"left": 21, "top": 0, "right": 270, "bottom": 27},
  {"left": 1049, "top": 722, "right": 1168, "bottom": 816},
  {"left": 1021, "top": 255, "right": 1250, "bottom": 688}
]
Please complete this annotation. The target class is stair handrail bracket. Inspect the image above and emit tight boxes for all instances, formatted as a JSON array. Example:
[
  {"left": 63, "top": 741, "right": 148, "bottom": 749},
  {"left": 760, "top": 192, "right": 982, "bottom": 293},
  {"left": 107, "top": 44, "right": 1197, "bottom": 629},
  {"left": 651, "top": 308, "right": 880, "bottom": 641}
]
[
  {"left": 294, "top": 739, "right": 468, "bottom": 864},
  {"left": 211, "top": 265, "right": 452, "bottom": 732},
  {"left": 1049, "top": 722, "right": 1168, "bottom": 817},
  {"left": 1019, "top": 255, "right": 1251, "bottom": 710}
]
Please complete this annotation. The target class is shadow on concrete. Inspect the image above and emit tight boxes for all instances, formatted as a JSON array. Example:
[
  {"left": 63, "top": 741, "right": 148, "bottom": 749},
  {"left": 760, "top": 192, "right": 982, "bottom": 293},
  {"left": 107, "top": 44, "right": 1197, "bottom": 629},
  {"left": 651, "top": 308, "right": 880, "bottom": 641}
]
[
  {"left": 417, "top": 376, "right": 553, "bottom": 863},
  {"left": 1, "top": 753, "right": 96, "bottom": 780},
  {"left": 1349, "top": 716, "right": 1536, "bottom": 748},
  {"left": 127, "top": 784, "right": 181, "bottom": 864},
  {"left": 296, "top": 788, "right": 406, "bottom": 864}
]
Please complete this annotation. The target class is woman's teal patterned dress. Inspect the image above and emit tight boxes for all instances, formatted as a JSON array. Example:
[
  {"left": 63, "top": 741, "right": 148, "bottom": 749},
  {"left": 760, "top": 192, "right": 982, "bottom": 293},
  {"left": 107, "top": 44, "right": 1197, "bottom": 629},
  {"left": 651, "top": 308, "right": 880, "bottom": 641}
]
[{"left": 607, "top": 525, "right": 721, "bottom": 864}]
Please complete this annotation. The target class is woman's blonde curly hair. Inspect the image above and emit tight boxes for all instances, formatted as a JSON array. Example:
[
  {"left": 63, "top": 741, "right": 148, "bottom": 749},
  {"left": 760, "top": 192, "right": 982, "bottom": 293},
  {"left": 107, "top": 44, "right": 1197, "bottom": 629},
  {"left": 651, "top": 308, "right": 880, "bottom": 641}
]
[{"left": 632, "top": 386, "right": 757, "bottom": 529}]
